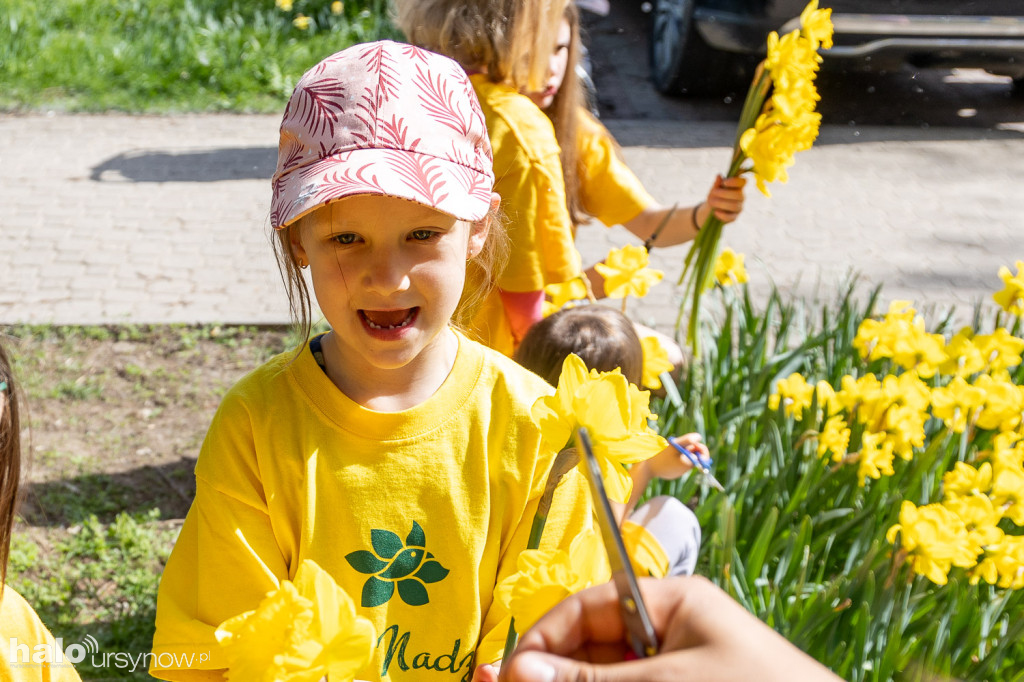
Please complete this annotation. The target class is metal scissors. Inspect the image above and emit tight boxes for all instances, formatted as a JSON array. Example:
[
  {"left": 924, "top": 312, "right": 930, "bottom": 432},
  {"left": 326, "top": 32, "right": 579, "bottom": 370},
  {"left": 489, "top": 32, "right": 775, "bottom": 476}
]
[
  {"left": 576, "top": 427, "right": 659, "bottom": 658},
  {"left": 668, "top": 438, "right": 725, "bottom": 492}
]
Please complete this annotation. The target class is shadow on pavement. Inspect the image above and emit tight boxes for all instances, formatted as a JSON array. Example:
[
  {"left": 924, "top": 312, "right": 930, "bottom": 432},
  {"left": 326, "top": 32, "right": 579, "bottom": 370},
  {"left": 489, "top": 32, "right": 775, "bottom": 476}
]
[{"left": 90, "top": 148, "right": 275, "bottom": 183}]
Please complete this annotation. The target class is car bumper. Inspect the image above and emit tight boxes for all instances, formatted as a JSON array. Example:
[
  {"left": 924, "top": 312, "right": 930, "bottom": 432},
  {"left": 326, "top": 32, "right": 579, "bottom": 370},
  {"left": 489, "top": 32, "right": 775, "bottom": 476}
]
[{"left": 697, "top": 10, "right": 1024, "bottom": 77}]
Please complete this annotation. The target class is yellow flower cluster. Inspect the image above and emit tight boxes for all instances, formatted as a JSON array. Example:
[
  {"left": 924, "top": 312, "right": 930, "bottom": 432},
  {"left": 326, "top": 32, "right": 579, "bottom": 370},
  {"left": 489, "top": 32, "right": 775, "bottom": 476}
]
[
  {"left": 495, "top": 529, "right": 611, "bottom": 633},
  {"left": 739, "top": 1, "right": 832, "bottom": 196},
  {"left": 887, "top": 432, "right": 1024, "bottom": 588},
  {"left": 216, "top": 560, "right": 375, "bottom": 682},
  {"left": 772, "top": 298, "right": 1023, "bottom": 484},
  {"left": 533, "top": 354, "right": 667, "bottom": 503},
  {"left": 768, "top": 272, "right": 1024, "bottom": 589}
]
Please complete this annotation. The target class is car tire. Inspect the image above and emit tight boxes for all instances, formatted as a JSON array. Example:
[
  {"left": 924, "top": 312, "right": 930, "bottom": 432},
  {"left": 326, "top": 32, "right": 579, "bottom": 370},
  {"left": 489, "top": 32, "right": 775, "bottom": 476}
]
[{"left": 648, "top": 0, "right": 736, "bottom": 95}]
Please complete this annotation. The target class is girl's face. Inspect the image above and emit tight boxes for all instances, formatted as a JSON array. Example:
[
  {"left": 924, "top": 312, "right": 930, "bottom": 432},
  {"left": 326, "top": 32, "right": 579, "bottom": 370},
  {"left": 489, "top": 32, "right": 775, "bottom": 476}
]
[
  {"left": 291, "top": 195, "right": 488, "bottom": 391},
  {"left": 527, "top": 18, "right": 572, "bottom": 110}
]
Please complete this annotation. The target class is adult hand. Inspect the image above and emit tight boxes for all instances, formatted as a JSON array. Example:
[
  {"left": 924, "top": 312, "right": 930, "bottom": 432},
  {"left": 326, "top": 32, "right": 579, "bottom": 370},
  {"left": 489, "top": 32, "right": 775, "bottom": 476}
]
[
  {"left": 499, "top": 576, "right": 842, "bottom": 682},
  {"left": 703, "top": 174, "right": 747, "bottom": 225}
]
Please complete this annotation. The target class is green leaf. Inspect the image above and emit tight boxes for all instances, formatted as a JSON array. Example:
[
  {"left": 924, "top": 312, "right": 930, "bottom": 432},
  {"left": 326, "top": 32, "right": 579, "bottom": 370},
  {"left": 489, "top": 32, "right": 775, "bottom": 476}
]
[
  {"left": 744, "top": 506, "right": 778, "bottom": 584},
  {"left": 406, "top": 520, "right": 426, "bottom": 548},
  {"left": 414, "top": 559, "right": 450, "bottom": 584},
  {"left": 371, "top": 528, "right": 403, "bottom": 559},
  {"left": 345, "top": 550, "right": 387, "bottom": 575},
  {"left": 361, "top": 576, "right": 394, "bottom": 608},
  {"left": 397, "top": 578, "right": 429, "bottom": 606}
]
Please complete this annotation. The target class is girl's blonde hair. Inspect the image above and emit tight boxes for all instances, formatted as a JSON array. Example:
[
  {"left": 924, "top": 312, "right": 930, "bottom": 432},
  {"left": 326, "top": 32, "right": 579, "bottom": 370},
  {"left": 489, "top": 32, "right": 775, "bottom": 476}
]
[
  {"left": 272, "top": 204, "right": 509, "bottom": 348},
  {"left": 395, "top": 0, "right": 568, "bottom": 93},
  {"left": 0, "top": 341, "right": 22, "bottom": 591},
  {"left": 547, "top": 2, "right": 586, "bottom": 225},
  {"left": 514, "top": 305, "right": 643, "bottom": 387}
]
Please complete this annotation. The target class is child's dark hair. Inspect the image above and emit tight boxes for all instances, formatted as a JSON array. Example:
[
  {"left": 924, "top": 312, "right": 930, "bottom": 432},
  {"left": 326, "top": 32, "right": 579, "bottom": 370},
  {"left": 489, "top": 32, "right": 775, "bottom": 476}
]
[
  {"left": 0, "top": 340, "right": 21, "bottom": 590},
  {"left": 514, "top": 305, "right": 643, "bottom": 386}
]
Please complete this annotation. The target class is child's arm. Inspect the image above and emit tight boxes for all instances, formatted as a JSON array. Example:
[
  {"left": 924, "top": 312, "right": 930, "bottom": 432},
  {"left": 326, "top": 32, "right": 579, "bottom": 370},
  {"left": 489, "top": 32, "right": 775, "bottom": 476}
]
[{"left": 624, "top": 433, "right": 708, "bottom": 515}]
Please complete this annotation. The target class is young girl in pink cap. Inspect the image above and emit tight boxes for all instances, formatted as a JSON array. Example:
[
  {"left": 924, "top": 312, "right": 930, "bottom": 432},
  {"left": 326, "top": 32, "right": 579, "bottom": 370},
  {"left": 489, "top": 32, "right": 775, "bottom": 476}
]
[{"left": 150, "top": 40, "right": 590, "bottom": 682}]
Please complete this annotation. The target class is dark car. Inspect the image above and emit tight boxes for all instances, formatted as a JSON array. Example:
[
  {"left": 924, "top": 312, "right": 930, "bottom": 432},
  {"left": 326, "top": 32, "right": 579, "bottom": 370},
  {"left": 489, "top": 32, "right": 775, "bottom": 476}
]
[{"left": 648, "top": 0, "right": 1024, "bottom": 95}]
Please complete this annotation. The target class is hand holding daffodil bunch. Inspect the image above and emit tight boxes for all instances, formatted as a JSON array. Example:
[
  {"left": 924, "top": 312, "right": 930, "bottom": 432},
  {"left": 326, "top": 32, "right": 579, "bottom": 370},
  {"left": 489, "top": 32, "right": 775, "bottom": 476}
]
[{"left": 678, "top": 0, "right": 833, "bottom": 351}]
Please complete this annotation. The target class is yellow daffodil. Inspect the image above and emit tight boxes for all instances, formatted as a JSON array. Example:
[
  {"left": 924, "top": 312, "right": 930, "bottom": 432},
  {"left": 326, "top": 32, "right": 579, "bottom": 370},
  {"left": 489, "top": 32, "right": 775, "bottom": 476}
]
[
  {"left": 943, "top": 495, "right": 1004, "bottom": 556},
  {"left": 544, "top": 277, "right": 590, "bottom": 313},
  {"left": 799, "top": 0, "right": 834, "bottom": 50},
  {"left": 931, "top": 376, "right": 987, "bottom": 433},
  {"left": 817, "top": 414, "right": 849, "bottom": 461},
  {"left": 886, "top": 501, "right": 978, "bottom": 585},
  {"left": 881, "top": 404, "right": 927, "bottom": 460},
  {"left": 939, "top": 327, "right": 986, "bottom": 378},
  {"left": 970, "top": 535, "right": 1024, "bottom": 589},
  {"left": 275, "top": 0, "right": 294, "bottom": 11},
  {"left": 857, "top": 430, "right": 895, "bottom": 483},
  {"left": 496, "top": 529, "right": 610, "bottom": 633},
  {"left": 640, "top": 336, "right": 674, "bottom": 390},
  {"left": 216, "top": 560, "right": 375, "bottom": 682},
  {"left": 993, "top": 260, "right": 1024, "bottom": 316},
  {"left": 293, "top": 14, "right": 311, "bottom": 30},
  {"left": 943, "top": 462, "right": 993, "bottom": 499},
  {"left": 713, "top": 248, "right": 748, "bottom": 287},
  {"left": 974, "top": 328, "right": 1024, "bottom": 373},
  {"left": 990, "top": 461, "right": 1024, "bottom": 525},
  {"left": 532, "top": 354, "right": 666, "bottom": 503},
  {"left": 814, "top": 380, "right": 839, "bottom": 416},
  {"left": 595, "top": 245, "right": 664, "bottom": 300},
  {"left": 331, "top": 1, "right": 344, "bottom": 14},
  {"left": 768, "top": 372, "right": 814, "bottom": 418},
  {"left": 974, "top": 373, "right": 1024, "bottom": 433}
]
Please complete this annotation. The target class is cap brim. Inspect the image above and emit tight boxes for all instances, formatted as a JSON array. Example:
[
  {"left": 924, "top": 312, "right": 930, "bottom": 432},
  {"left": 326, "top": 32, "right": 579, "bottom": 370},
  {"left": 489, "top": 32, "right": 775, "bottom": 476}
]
[{"left": 271, "top": 147, "right": 493, "bottom": 229}]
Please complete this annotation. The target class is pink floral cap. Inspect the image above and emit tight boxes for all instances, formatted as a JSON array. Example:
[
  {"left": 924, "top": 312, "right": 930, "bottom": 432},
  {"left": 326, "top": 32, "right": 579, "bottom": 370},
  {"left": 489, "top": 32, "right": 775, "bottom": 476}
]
[{"left": 270, "top": 40, "right": 495, "bottom": 229}]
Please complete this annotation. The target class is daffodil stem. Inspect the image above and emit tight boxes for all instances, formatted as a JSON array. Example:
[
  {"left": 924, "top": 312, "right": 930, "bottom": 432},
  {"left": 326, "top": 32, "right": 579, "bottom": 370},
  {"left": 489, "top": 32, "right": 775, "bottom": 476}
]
[
  {"left": 500, "top": 448, "right": 580, "bottom": 664},
  {"left": 676, "top": 61, "right": 769, "bottom": 352}
]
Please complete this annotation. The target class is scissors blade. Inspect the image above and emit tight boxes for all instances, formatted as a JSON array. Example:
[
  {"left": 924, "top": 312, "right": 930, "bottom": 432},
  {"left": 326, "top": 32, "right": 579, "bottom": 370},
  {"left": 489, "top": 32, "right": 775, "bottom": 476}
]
[{"left": 576, "top": 427, "right": 659, "bottom": 658}]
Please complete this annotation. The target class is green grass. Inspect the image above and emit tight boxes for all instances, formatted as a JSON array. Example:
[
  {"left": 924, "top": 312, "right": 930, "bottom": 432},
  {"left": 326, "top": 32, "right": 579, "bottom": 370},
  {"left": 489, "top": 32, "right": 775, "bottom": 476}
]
[
  {"left": 0, "top": 0, "right": 400, "bottom": 112},
  {"left": 9, "top": 511, "right": 177, "bottom": 681}
]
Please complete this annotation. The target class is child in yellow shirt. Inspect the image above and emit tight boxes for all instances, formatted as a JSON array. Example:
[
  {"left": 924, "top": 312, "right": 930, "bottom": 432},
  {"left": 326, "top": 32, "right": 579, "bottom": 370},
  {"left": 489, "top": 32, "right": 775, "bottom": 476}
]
[
  {"left": 0, "top": 342, "right": 82, "bottom": 682},
  {"left": 515, "top": 305, "right": 707, "bottom": 578},
  {"left": 150, "top": 41, "right": 591, "bottom": 682},
  {"left": 526, "top": 2, "right": 748, "bottom": 299}
]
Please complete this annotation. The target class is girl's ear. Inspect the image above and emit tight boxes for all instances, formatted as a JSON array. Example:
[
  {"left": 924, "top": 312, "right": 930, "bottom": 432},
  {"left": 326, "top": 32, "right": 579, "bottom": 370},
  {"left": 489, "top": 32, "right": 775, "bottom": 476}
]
[
  {"left": 468, "top": 193, "right": 500, "bottom": 259},
  {"left": 289, "top": 223, "right": 309, "bottom": 268}
]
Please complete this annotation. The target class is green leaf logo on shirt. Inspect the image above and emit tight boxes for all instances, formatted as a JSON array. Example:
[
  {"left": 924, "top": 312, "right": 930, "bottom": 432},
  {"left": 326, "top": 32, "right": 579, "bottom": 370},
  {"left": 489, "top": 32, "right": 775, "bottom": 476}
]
[{"left": 345, "top": 521, "right": 450, "bottom": 608}]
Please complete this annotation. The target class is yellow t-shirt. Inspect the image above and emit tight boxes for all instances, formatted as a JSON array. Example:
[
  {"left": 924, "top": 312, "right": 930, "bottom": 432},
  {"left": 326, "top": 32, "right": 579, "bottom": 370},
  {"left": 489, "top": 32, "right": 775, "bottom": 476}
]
[
  {"left": 575, "top": 109, "right": 656, "bottom": 228},
  {"left": 150, "top": 332, "right": 592, "bottom": 681},
  {"left": 0, "top": 585, "right": 82, "bottom": 682}
]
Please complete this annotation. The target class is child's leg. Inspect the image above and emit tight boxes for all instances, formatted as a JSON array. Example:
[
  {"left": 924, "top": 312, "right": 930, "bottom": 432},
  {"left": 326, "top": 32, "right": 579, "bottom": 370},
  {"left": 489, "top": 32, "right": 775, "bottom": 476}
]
[{"left": 630, "top": 495, "right": 701, "bottom": 576}]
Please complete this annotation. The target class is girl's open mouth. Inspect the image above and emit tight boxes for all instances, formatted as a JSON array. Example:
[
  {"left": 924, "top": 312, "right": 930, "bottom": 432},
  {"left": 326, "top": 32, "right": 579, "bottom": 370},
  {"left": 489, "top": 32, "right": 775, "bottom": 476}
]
[{"left": 359, "top": 308, "right": 418, "bottom": 331}]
